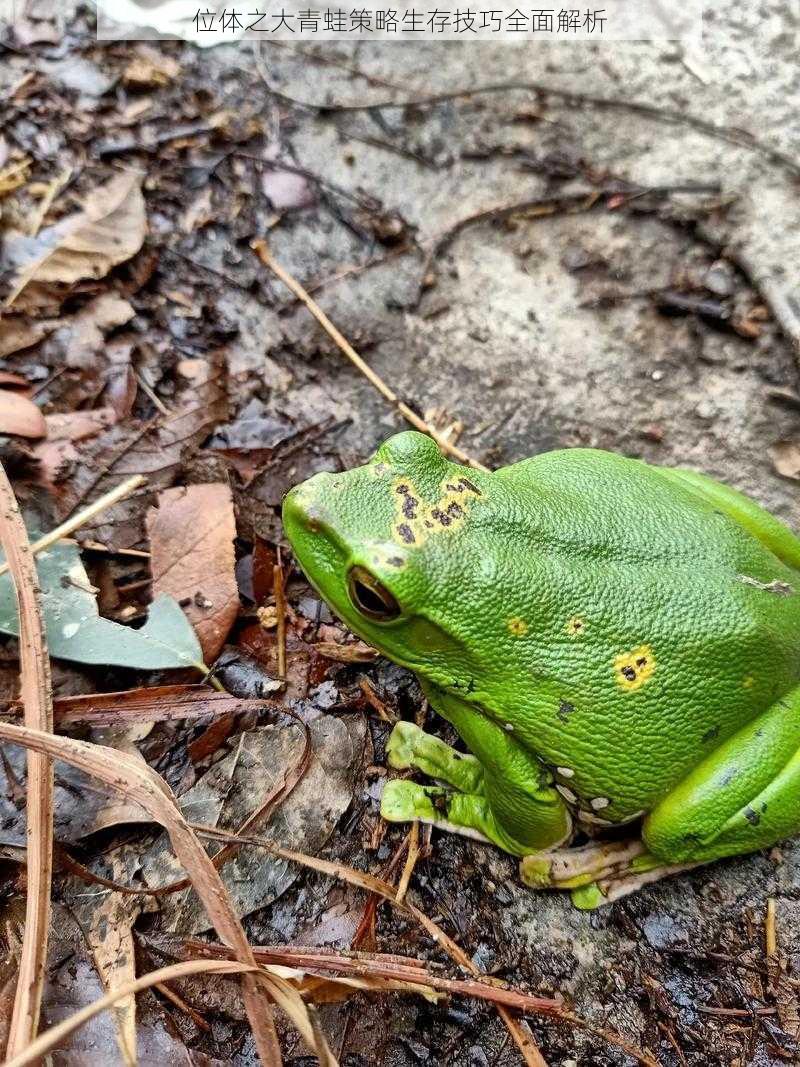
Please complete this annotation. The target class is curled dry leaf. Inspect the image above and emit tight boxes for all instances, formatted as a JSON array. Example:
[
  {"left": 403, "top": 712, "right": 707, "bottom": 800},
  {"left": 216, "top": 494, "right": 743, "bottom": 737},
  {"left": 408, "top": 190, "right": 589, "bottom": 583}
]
[
  {"left": 146, "top": 483, "right": 239, "bottom": 663},
  {"left": 0, "top": 318, "right": 55, "bottom": 358},
  {"left": 770, "top": 440, "right": 800, "bottom": 481},
  {"left": 6, "top": 171, "right": 147, "bottom": 307},
  {"left": 0, "top": 391, "right": 46, "bottom": 438}
]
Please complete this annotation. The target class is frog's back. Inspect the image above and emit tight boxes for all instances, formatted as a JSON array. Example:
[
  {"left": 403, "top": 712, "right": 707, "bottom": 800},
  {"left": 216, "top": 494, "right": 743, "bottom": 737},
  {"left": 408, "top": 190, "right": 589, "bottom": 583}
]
[{"left": 489, "top": 448, "right": 800, "bottom": 817}]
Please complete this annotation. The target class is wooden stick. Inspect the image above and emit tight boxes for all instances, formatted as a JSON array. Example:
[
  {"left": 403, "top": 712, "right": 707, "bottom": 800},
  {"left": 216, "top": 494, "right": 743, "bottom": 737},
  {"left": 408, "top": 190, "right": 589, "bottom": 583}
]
[
  {"left": 0, "top": 474, "right": 147, "bottom": 580},
  {"left": 251, "top": 240, "right": 489, "bottom": 472}
]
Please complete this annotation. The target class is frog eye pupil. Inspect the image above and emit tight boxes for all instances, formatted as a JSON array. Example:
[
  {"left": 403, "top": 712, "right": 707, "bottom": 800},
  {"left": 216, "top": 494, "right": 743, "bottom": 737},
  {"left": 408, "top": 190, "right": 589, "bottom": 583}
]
[{"left": 348, "top": 566, "right": 400, "bottom": 622}]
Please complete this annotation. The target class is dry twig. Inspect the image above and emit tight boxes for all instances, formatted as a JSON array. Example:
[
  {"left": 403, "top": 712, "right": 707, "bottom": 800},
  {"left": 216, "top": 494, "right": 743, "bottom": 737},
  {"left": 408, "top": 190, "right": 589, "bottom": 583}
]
[
  {"left": 0, "top": 464, "right": 54, "bottom": 1059},
  {"left": 0, "top": 722, "right": 288, "bottom": 1066},
  {"left": 251, "top": 240, "right": 488, "bottom": 472},
  {"left": 0, "top": 474, "right": 146, "bottom": 581}
]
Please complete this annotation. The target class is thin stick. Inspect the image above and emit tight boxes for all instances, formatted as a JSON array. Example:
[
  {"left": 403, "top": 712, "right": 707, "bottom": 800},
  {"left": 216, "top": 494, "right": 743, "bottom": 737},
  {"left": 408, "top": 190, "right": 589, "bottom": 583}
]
[
  {"left": 395, "top": 822, "right": 419, "bottom": 905},
  {"left": 273, "top": 556, "right": 287, "bottom": 682},
  {"left": 153, "top": 980, "right": 212, "bottom": 1032},
  {"left": 251, "top": 240, "right": 489, "bottom": 472},
  {"left": 135, "top": 371, "right": 171, "bottom": 416},
  {"left": 0, "top": 463, "right": 54, "bottom": 1057},
  {"left": 766, "top": 897, "right": 777, "bottom": 960},
  {"left": 0, "top": 475, "right": 147, "bottom": 580}
]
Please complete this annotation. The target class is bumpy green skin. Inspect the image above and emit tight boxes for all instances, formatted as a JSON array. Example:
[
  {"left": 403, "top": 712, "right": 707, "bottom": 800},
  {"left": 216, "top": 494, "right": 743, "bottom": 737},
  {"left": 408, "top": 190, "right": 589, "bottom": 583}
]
[{"left": 283, "top": 431, "right": 800, "bottom": 905}]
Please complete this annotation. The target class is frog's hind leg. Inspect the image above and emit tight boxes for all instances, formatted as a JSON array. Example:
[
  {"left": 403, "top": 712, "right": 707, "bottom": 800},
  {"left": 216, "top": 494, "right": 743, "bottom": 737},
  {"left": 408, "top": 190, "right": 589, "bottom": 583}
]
[
  {"left": 567, "top": 686, "right": 800, "bottom": 908},
  {"left": 643, "top": 686, "right": 800, "bottom": 866},
  {"left": 657, "top": 466, "right": 800, "bottom": 570}
]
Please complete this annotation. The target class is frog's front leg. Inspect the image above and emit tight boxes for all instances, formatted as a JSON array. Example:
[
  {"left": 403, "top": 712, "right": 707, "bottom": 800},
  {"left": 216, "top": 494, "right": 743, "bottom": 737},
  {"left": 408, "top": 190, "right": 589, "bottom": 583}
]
[
  {"left": 545, "top": 685, "right": 800, "bottom": 908},
  {"left": 381, "top": 686, "right": 572, "bottom": 855}
]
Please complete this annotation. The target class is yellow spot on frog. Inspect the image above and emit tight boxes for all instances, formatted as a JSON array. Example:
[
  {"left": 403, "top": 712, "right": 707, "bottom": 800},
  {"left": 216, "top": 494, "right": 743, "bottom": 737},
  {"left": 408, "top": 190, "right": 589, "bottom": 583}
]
[
  {"left": 742, "top": 675, "right": 755, "bottom": 689},
  {"left": 566, "top": 615, "right": 586, "bottom": 637},
  {"left": 507, "top": 617, "right": 528, "bottom": 637},
  {"left": 391, "top": 476, "right": 481, "bottom": 548},
  {"left": 614, "top": 644, "right": 655, "bottom": 693}
]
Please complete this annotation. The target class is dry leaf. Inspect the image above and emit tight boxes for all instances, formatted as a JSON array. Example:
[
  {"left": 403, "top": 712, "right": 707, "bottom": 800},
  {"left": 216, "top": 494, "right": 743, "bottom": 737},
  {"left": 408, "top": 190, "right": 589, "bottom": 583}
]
[
  {"left": 0, "top": 318, "right": 53, "bottom": 358},
  {"left": 770, "top": 440, "right": 800, "bottom": 481},
  {"left": 141, "top": 714, "right": 365, "bottom": 933},
  {"left": 146, "top": 483, "right": 239, "bottom": 662},
  {"left": 123, "top": 50, "right": 181, "bottom": 88},
  {"left": 67, "top": 850, "right": 151, "bottom": 1067},
  {"left": 56, "top": 293, "right": 136, "bottom": 368},
  {"left": 50, "top": 359, "right": 228, "bottom": 549},
  {"left": 7, "top": 172, "right": 147, "bottom": 307},
  {"left": 34, "top": 408, "right": 118, "bottom": 489},
  {"left": 36, "top": 684, "right": 271, "bottom": 728},
  {"left": 0, "top": 391, "right": 46, "bottom": 438}
]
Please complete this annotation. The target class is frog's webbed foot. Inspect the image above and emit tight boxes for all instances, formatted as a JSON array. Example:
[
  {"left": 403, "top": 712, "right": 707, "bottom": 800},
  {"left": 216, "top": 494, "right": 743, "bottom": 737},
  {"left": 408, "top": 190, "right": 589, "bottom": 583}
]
[
  {"left": 381, "top": 720, "right": 572, "bottom": 856},
  {"left": 519, "top": 840, "right": 700, "bottom": 909},
  {"left": 386, "top": 720, "right": 485, "bottom": 793},
  {"left": 382, "top": 722, "right": 532, "bottom": 853}
]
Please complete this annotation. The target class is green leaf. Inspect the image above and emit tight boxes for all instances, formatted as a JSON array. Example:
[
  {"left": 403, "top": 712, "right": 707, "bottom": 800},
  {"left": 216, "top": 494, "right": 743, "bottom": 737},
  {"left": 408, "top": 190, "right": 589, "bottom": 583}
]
[{"left": 0, "top": 540, "right": 204, "bottom": 670}]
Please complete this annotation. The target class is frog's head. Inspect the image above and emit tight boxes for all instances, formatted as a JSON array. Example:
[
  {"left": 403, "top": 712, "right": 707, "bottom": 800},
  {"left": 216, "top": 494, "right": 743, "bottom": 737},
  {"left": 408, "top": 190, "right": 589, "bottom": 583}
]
[{"left": 283, "top": 431, "right": 496, "bottom": 686}]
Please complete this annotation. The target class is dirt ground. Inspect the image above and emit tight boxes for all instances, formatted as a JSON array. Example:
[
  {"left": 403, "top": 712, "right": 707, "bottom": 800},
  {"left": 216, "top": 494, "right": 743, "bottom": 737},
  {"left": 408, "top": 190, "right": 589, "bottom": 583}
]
[{"left": 1, "top": 2, "right": 800, "bottom": 1065}]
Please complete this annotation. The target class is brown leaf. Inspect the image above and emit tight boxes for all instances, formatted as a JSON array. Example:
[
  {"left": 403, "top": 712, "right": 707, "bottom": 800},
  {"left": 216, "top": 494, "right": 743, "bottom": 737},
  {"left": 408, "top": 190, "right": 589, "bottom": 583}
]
[
  {"left": 770, "top": 440, "right": 800, "bottom": 481},
  {"left": 0, "top": 318, "right": 54, "bottom": 358},
  {"left": 33, "top": 408, "right": 117, "bottom": 490},
  {"left": 67, "top": 850, "right": 148, "bottom": 1067},
  {"left": 54, "top": 293, "right": 136, "bottom": 368},
  {"left": 122, "top": 50, "right": 181, "bottom": 88},
  {"left": 0, "top": 390, "right": 46, "bottom": 439},
  {"left": 50, "top": 359, "right": 228, "bottom": 549},
  {"left": 146, "top": 483, "right": 238, "bottom": 662},
  {"left": 7, "top": 172, "right": 147, "bottom": 307}
]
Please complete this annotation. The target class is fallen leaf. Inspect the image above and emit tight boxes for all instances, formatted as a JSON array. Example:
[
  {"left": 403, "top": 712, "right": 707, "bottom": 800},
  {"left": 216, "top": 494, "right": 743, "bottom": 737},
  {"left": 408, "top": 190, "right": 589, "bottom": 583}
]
[
  {"left": 770, "top": 440, "right": 800, "bottom": 481},
  {"left": 123, "top": 49, "right": 180, "bottom": 88},
  {"left": 0, "top": 317, "right": 54, "bottom": 357},
  {"left": 146, "top": 483, "right": 239, "bottom": 662},
  {"left": 66, "top": 849, "right": 152, "bottom": 1067},
  {"left": 55, "top": 293, "right": 136, "bottom": 368},
  {"left": 0, "top": 538, "right": 204, "bottom": 669},
  {"left": 141, "top": 712, "right": 366, "bottom": 933},
  {"left": 0, "top": 372, "right": 32, "bottom": 391},
  {"left": 51, "top": 358, "right": 227, "bottom": 549},
  {"left": 43, "top": 408, "right": 117, "bottom": 442},
  {"left": 0, "top": 390, "right": 46, "bottom": 438},
  {"left": 7, "top": 171, "right": 147, "bottom": 307}
]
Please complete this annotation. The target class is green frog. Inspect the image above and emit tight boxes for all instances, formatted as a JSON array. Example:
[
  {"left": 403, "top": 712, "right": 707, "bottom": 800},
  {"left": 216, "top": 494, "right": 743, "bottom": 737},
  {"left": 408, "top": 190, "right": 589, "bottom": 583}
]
[{"left": 282, "top": 431, "right": 800, "bottom": 907}]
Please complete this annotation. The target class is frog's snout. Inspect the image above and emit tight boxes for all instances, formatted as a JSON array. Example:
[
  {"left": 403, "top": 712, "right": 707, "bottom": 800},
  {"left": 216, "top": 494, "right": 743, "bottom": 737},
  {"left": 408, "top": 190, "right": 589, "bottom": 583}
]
[{"left": 283, "top": 482, "right": 325, "bottom": 544}]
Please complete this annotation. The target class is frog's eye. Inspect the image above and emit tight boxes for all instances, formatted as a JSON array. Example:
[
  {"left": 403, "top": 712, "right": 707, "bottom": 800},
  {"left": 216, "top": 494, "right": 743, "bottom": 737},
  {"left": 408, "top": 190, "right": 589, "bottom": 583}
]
[{"left": 348, "top": 566, "right": 401, "bottom": 622}]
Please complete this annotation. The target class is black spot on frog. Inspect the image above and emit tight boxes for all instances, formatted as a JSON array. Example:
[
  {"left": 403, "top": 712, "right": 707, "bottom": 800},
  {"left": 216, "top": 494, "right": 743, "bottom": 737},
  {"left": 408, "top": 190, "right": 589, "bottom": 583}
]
[{"left": 557, "top": 700, "right": 575, "bottom": 724}]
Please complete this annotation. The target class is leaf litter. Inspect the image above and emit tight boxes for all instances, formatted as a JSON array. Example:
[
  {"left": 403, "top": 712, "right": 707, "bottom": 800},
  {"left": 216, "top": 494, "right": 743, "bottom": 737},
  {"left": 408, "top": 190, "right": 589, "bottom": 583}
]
[{"left": 2, "top": 13, "right": 795, "bottom": 1067}]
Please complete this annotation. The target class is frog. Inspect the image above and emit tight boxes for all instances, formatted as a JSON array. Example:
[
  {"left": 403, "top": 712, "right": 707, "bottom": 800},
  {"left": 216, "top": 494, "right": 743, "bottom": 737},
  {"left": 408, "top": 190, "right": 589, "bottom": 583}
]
[{"left": 282, "top": 430, "right": 800, "bottom": 907}]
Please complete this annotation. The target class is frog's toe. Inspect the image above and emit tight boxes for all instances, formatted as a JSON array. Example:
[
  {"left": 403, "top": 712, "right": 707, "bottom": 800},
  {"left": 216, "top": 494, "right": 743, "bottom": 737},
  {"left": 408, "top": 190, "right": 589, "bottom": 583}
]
[
  {"left": 570, "top": 883, "right": 607, "bottom": 910},
  {"left": 380, "top": 779, "right": 442, "bottom": 823},
  {"left": 385, "top": 721, "right": 485, "bottom": 793},
  {"left": 385, "top": 721, "right": 424, "bottom": 770}
]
